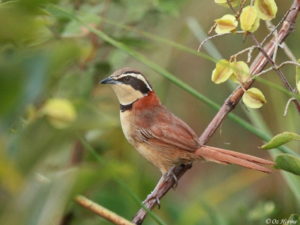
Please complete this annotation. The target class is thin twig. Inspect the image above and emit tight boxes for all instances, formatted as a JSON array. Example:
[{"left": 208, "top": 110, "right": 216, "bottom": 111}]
[
  {"left": 198, "top": 31, "right": 244, "bottom": 52},
  {"left": 247, "top": 46, "right": 255, "bottom": 63},
  {"left": 250, "top": 33, "right": 300, "bottom": 113},
  {"left": 261, "top": 9, "right": 290, "bottom": 45},
  {"left": 236, "top": 0, "right": 247, "bottom": 18},
  {"left": 271, "top": 24, "right": 279, "bottom": 62},
  {"left": 75, "top": 195, "right": 134, "bottom": 225},
  {"left": 131, "top": 1, "right": 300, "bottom": 224},
  {"left": 230, "top": 45, "right": 257, "bottom": 62},
  {"left": 265, "top": 21, "right": 298, "bottom": 62},
  {"left": 284, "top": 97, "right": 297, "bottom": 116},
  {"left": 265, "top": 21, "right": 283, "bottom": 64},
  {"left": 208, "top": 23, "right": 217, "bottom": 35},
  {"left": 226, "top": 0, "right": 237, "bottom": 13},
  {"left": 254, "top": 61, "right": 300, "bottom": 77}
]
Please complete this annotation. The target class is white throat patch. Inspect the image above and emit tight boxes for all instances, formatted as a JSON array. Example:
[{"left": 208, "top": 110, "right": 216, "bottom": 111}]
[{"left": 111, "top": 84, "right": 145, "bottom": 105}]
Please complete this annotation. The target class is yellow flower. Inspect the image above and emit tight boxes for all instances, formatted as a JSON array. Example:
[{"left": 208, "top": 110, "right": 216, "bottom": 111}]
[
  {"left": 254, "top": 0, "right": 278, "bottom": 21},
  {"left": 214, "top": 0, "right": 240, "bottom": 8},
  {"left": 215, "top": 14, "right": 238, "bottom": 34},
  {"left": 211, "top": 59, "right": 233, "bottom": 84},
  {"left": 231, "top": 61, "right": 250, "bottom": 83},
  {"left": 240, "top": 6, "right": 260, "bottom": 32},
  {"left": 243, "top": 88, "right": 267, "bottom": 108}
]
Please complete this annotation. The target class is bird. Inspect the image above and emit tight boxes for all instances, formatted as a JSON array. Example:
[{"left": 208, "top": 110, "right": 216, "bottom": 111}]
[{"left": 100, "top": 67, "right": 273, "bottom": 176}]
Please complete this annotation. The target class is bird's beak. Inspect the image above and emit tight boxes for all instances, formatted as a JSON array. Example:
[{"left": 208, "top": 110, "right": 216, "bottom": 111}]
[{"left": 100, "top": 77, "right": 118, "bottom": 85}]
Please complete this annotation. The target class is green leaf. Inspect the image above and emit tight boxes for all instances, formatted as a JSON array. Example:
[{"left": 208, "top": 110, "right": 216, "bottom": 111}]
[
  {"left": 262, "top": 132, "right": 300, "bottom": 149},
  {"left": 275, "top": 154, "right": 300, "bottom": 176}
]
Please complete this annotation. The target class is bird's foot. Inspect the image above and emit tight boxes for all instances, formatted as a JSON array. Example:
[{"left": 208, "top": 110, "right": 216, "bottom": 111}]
[
  {"left": 146, "top": 192, "right": 161, "bottom": 209},
  {"left": 165, "top": 167, "right": 178, "bottom": 189}
]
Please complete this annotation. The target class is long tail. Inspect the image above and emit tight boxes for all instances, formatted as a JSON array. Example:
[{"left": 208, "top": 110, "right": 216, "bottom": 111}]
[{"left": 195, "top": 145, "right": 274, "bottom": 173}]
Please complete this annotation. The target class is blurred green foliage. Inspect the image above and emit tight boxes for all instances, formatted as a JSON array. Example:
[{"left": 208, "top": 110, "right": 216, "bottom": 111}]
[{"left": 0, "top": 0, "right": 299, "bottom": 225}]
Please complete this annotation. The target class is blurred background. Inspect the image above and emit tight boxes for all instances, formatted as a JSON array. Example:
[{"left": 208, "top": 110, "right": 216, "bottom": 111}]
[{"left": 0, "top": 0, "right": 299, "bottom": 225}]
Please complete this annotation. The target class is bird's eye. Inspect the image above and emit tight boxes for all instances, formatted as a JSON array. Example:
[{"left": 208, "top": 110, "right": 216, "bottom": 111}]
[{"left": 124, "top": 76, "right": 131, "bottom": 82}]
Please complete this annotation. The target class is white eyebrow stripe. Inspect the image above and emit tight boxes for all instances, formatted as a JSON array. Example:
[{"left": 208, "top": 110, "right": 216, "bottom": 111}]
[{"left": 117, "top": 73, "right": 152, "bottom": 91}]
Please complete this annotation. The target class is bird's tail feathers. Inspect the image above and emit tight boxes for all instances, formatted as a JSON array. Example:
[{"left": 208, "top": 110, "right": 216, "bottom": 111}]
[{"left": 196, "top": 145, "right": 274, "bottom": 173}]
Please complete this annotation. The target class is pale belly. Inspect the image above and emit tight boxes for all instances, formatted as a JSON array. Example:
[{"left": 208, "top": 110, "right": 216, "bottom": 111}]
[
  {"left": 120, "top": 111, "right": 171, "bottom": 172},
  {"left": 120, "top": 111, "right": 135, "bottom": 145}
]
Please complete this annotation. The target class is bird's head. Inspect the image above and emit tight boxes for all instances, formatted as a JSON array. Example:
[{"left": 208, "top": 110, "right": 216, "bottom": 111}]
[{"left": 100, "top": 67, "right": 153, "bottom": 105}]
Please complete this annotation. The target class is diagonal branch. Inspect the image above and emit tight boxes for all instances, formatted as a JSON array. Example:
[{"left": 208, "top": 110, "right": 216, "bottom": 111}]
[
  {"left": 131, "top": 1, "right": 300, "bottom": 224},
  {"left": 76, "top": 195, "right": 135, "bottom": 225}
]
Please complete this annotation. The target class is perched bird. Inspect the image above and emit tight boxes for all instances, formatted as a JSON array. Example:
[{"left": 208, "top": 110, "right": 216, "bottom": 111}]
[{"left": 100, "top": 67, "right": 273, "bottom": 175}]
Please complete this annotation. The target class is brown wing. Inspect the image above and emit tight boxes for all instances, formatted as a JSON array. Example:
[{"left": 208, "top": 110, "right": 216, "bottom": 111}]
[{"left": 134, "top": 105, "right": 200, "bottom": 151}]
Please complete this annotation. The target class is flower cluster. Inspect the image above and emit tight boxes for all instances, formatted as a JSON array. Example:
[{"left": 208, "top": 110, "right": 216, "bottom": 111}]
[
  {"left": 210, "top": 0, "right": 279, "bottom": 109},
  {"left": 214, "top": 0, "right": 277, "bottom": 34}
]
